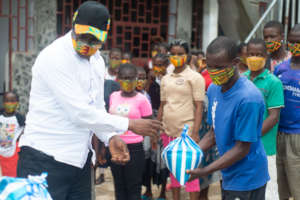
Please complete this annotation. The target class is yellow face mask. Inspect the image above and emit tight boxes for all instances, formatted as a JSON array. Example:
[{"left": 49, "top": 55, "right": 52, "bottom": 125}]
[
  {"left": 246, "top": 56, "right": 266, "bottom": 71},
  {"left": 3, "top": 102, "right": 19, "bottom": 114},
  {"left": 121, "top": 59, "right": 130, "bottom": 64},
  {"left": 151, "top": 50, "right": 158, "bottom": 58},
  {"left": 169, "top": 55, "right": 187, "bottom": 68},
  {"left": 72, "top": 38, "right": 102, "bottom": 56},
  {"left": 118, "top": 79, "right": 137, "bottom": 93},
  {"left": 153, "top": 65, "right": 166, "bottom": 76},
  {"left": 110, "top": 59, "right": 122, "bottom": 69},
  {"left": 136, "top": 79, "right": 147, "bottom": 91}
]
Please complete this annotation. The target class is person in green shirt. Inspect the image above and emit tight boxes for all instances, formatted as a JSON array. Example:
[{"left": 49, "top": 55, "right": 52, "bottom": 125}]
[{"left": 244, "top": 38, "right": 284, "bottom": 200}]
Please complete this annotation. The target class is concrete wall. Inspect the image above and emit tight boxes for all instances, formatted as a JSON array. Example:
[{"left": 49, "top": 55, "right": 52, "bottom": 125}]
[
  {"left": 202, "top": 0, "right": 219, "bottom": 51},
  {"left": 12, "top": 0, "right": 57, "bottom": 114},
  {"left": 176, "top": 0, "right": 193, "bottom": 43}
]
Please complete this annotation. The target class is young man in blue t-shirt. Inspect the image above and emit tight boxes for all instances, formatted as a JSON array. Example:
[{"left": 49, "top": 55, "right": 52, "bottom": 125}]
[
  {"left": 187, "top": 36, "right": 269, "bottom": 200},
  {"left": 274, "top": 24, "right": 300, "bottom": 200}
]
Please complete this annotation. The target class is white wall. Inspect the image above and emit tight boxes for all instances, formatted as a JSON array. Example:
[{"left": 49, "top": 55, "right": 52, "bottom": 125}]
[{"left": 202, "top": 0, "right": 219, "bottom": 52}]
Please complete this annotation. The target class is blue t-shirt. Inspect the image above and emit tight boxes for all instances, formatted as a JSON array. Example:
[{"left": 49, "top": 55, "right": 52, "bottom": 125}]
[
  {"left": 207, "top": 77, "right": 269, "bottom": 191},
  {"left": 274, "top": 59, "right": 300, "bottom": 134}
]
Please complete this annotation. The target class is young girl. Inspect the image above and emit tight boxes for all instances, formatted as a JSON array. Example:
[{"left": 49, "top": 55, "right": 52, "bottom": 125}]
[
  {"left": 142, "top": 53, "right": 170, "bottom": 200},
  {"left": 158, "top": 39, "right": 205, "bottom": 200},
  {"left": 0, "top": 91, "right": 25, "bottom": 177},
  {"left": 109, "top": 63, "right": 152, "bottom": 200}
]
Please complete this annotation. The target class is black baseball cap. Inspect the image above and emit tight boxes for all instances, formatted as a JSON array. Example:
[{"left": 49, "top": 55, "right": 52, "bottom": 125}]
[{"left": 73, "top": 1, "right": 110, "bottom": 41}]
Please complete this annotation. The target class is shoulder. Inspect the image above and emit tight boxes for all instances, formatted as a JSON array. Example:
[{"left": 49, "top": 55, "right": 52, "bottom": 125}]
[
  {"left": 274, "top": 59, "right": 291, "bottom": 76},
  {"left": 239, "top": 78, "right": 265, "bottom": 105},
  {"left": 136, "top": 92, "right": 150, "bottom": 102},
  {"left": 266, "top": 73, "right": 283, "bottom": 86},
  {"left": 110, "top": 91, "right": 121, "bottom": 98}
]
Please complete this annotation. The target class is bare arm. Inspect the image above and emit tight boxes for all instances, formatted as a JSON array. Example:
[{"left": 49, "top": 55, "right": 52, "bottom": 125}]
[
  {"left": 198, "top": 128, "right": 216, "bottom": 152},
  {"left": 187, "top": 141, "right": 251, "bottom": 179},
  {"left": 261, "top": 108, "right": 281, "bottom": 136},
  {"left": 191, "top": 101, "right": 203, "bottom": 142}
]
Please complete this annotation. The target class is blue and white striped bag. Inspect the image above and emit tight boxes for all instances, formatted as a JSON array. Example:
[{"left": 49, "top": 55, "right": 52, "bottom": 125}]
[
  {"left": 0, "top": 172, "right": 52, "bottom": 200},
  {"left": 161, "top": 125, "right": 203, "bottom": 186}
]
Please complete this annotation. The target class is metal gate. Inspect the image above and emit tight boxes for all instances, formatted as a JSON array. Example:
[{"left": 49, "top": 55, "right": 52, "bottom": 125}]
[
  {"left": 57, "top": 0, "right": 169, "bottom": 66},
  {"left": 0, "top": 0, "right": 34, "bottom": 91}
]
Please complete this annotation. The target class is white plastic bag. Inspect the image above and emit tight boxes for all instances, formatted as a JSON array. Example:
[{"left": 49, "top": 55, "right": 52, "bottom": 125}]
[
  {"left": 0, "top": 172, "right": 52, "bottom": 200},
  {"left": 161, "top": 125, "right": 203, "bottom": 185}
]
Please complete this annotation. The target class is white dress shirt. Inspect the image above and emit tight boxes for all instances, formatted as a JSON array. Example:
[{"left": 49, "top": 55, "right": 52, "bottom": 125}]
[{"left": 19, "top": 31, "right": 129, "bottom": 168}]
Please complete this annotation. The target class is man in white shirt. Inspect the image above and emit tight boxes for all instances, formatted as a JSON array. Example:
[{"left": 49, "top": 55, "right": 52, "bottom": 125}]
[{"left": 17, "top": 2, "right": 161, "bottom": 200}]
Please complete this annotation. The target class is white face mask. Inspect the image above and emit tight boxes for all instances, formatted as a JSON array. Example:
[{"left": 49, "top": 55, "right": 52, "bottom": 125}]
[{"left": 155, "top": 77, "right": 161, "bottom": 85}]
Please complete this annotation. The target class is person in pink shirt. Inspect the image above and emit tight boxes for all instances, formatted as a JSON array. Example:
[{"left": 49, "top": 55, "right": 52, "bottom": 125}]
[{"left": 109, "top": 63, "right": 153, "bottom": 200}]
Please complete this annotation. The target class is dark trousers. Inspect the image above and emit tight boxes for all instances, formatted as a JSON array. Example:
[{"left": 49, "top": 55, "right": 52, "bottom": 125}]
[
  {"left": 222, "top": 184, "right": 266, "bottom": 200},
  {"left": 110, "top": 142, "right": 145, "bottom": 200},
  {"left": 17, "top": 146, "right": 92, "bottom": 200}
]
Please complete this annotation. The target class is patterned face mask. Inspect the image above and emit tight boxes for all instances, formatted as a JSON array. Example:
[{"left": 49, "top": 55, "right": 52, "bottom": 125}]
[
  {"left": 265, "top": 40, "right": 282, "bottom": 53},
  {"left": 246, "top": 56, "right": 266, "bottom": 71},
  {"left": 136, "top": 79, "right": 147, "bottom": 91},
  {"left": 169, "top": 55, "right": 187, "bottom": 68},
  {"left": 153, "top": 65, "right": 166, "bottom": 76},
  {"left": 118, "top": 79, "right": 137, "bottom": 92},
  {"left": 121, "top": 59, "right": 130, "bottom": 64},
  {"left": 72, "top": 38, "right": 102, "bottom": 56},
  {"left": 110, "top": 59, "right": 122, "bottom": 69},
  {"left": 288, "top": 42, "right": 300, "bottom": 57},
  {"left": 3, "top": 102, "right": 19, "bottom": 114},
  {"left": 208, "top": 67, "right": 235, "bottom": 86},
  {"left": 151, "top": 50, "right": 158, "bottom": 58}
]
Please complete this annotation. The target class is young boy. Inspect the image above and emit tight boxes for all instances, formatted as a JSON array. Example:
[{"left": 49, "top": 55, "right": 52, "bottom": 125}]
[
  {"left": 244, "top": 38, "right": 284, "bottom": 200},
  {"left": 105, "top": 48, "right": 122, "bottom": 80},
  {"left": 274, "top": 24, "right": 300, "bottom": 200},
  {"left": 263, "top": 21, "right": 291, "bottom": 72},
  {"left": 187, "top": 36, "right": 269, "bottom": 200},
  {"left": 0, "top": 91, "right": 25, "bottom": 177}
]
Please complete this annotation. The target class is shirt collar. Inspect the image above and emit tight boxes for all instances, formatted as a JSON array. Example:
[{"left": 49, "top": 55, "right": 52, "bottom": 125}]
[
  {"left": 170, "top": 65, "right": 190, "bottom": 77},
  {"left": 244, "top": 69, "right": 270, "bottom": 81}
]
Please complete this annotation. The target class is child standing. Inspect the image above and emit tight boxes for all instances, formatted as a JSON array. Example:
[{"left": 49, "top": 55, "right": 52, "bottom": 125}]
[
  {"left": 109, "top": 64, "right": 152, "bottom": 200},
  {"left": 158, "top": 39, "right": 205, "bottom": 200},
  {"left": 0, "top": 91, "right": 25, "bottom": 177},
  {"left": 244, "top": 38, "right": 284, "bottom": 200}
]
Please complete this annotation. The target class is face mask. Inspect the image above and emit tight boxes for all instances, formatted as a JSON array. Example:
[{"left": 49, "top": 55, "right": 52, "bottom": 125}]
[
  {"left": 265, "top": 40, "right": 282, "bottom": 53},
  {"left": 151, "top": 50, "right": 158, "bottom": 58},
  {"left": 153, "top": 65, "right": 166, "bottom": 76},
  {"left": 240, "top": 56, "right": 247, "bottom": 65},
  {"left": 118, "top": 80, "right": 137, "bottom": 93},
  {"left": 208, "top": 67, "right": 235, "bottom": 86},
  {"left": 136, "top": 79, "right": 146, "bottom": 91},
  {"left": 3, "top": 102, "right": 19, "bottom": 114},
  {"left": 169, "top": 55, "right": 187, "bottom": 68},
  {"left": 121, "top": 59, "right": 130, "bottom": 64},
  {"left": 110, "top": 59, "right": 121, "bottom": 69},
  {"left": 288, "top": 42, "right": 300, "bottom": 57},
  {"left": 246, "top": 56, "right": 266, "bottom": 71},
  {"left": 72, "top": 38, "right": 102, "bottom": 56}
]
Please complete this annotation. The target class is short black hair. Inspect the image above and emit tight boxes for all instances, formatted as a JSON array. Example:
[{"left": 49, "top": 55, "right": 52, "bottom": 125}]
[
  {"left": 110, "top": 48, "right": 122, "bottom": 55},
  {"left": 190, "top": 49, "right": 204, "bottom": 56},
  {"left": 290, "top": 24, "right": 300, "bottom": 33},
  {"left": 136, "top": 66, "right": 146, "bottom": 73},
  {"left": 264, "top": 21, "right": 284, "bottom": 34},
  {"left": 237, "top": 42, "right": 247, "bottom": 54},
  {"left": 122, "top": 51, "right": 133, "bottom": 59},
  {"left": 3, "top": 90, "right": 19, "bottom": 101},
  {"left": 247, "top": 38, "right": 267, "bottom": 54},
  {"left": 169, "top": 39, "right": 189, "bottom": 54},
  {"left": 118, "top": 63, "right": 137, "bottom": 77},
  {"left": 153, "top": 53, "right": 169, "bottom": 65},
  {"left": 158, "top": 42, "right": 169, "bottom": 52},
  {"left": 206, "top": 36, "right": 238, "bottom": 61}
]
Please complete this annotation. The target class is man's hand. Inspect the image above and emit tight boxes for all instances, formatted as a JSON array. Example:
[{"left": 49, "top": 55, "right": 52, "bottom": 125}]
[
  {"left": 186, "top": 168, "right": 209, "bottom": 182},
  {"left": 191, "top": 131, "right": 200, "bottom": 143},
  {"left": 109, "top": 135, "right": 130, "bottom": 165},
  {"left": 128, "top": 119, "right": 163, "bottom": 141}
]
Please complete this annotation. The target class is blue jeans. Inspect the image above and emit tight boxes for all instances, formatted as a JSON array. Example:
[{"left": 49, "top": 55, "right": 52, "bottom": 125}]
[{"left": 17, "top": 146, "right": 92, "bottom": 200}]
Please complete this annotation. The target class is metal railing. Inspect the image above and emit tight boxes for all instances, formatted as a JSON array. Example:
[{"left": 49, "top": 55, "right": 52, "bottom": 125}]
[{"left": 244, "top": 0, "right": 279, "bottom": 43}]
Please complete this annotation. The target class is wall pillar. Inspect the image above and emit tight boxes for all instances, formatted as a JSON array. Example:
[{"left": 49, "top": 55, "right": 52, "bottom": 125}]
[{"left": 176, "top": 0, "right": 193, "bottom": 43}]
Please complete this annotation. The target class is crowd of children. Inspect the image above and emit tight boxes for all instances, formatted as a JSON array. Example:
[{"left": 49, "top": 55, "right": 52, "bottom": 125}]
[{"left": 0, "top": 18, "right": 300, "bottom": 200}]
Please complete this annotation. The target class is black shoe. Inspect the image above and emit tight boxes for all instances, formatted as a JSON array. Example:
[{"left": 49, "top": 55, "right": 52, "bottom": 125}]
[{"left": 95, "top": 174, "right": 105, "bottom": 185}]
